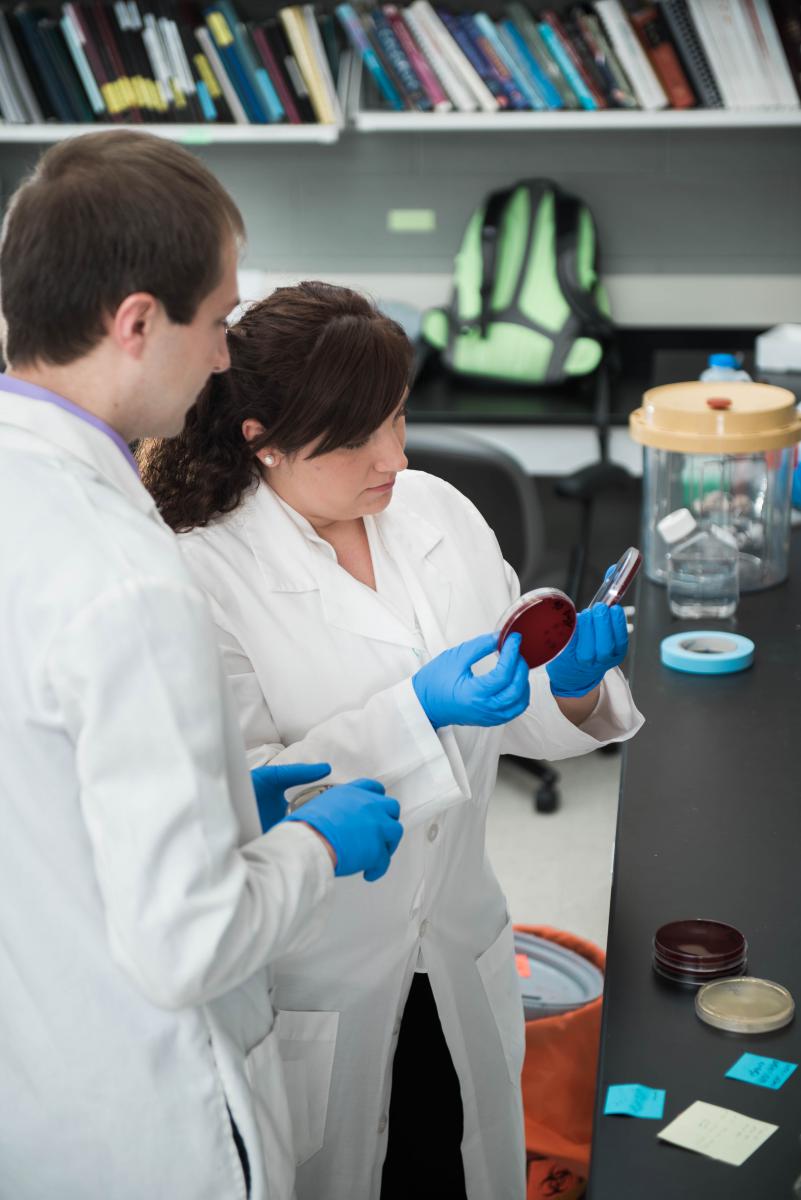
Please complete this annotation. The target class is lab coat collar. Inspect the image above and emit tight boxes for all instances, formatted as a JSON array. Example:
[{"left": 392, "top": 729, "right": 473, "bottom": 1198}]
[
  {"left": 236, "top": 479, "right": 451, "bottom": 653},
  {"left": 0, "top": 383, "right": 160, "bottom": 520}
]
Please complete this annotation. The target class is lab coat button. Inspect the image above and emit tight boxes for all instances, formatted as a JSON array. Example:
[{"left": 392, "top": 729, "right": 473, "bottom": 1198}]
[
  {"left": 378, "top": 1115, "right": 388, "bottom": 1134},
  {"left": 419, "top": 919, "right": 429, "bottom": 938},
  {"left": 427, "top": 823, "right": 439, "bottom": 842},
  {"left": 392, "top": 1019, "right": 401, "bottom": 1037}
]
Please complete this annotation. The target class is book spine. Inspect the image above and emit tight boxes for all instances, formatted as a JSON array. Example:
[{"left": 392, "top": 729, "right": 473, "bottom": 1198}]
[
  {"left": 195, "top": 24, "right": 249, "bottom": 122},
  {"left": 371, "top": 9, "right": 432, "bottom": 110},
  {"left": 593, "top": 0, "right": 668, "bottom": 109},
  {"left": 205, "top": 6, "right": 268, "bottom": 121},
  {"left": 499, "top": 17, "right": 563, "bottom": 108},
  {"left": 461, "top": 15, "right": 527, "bottom": 110},
  {"left": 438, "top": 9, "right": 509, "bottom": 109},
  {"left": 335, "top": 2, "right": 404, "bottom": 110},
  {"left": 302, "top": 4, "right": 343, "bottom": 123},
  {"left": 537, "top": 18, "right": 598, "bottom": 108},
  {"left": 768, "top": 0, "right": 801, "bottom": 100},
  {"left": 281, "top": 5, "right": 336, "bottom": 121},
  {"left": 60, "top": 12, "right": 105, "bottom": 115},
  {"left": 472, "top": 12, "right": 540, "bottom": 108},
  {"left": 251, "top": 24, "right": 301, "bottom": 122},
  {"left": 93, "top": 1, "right": 139, "bottom": 118},
  {"left": 409, "top": 1, "right": 488, "bottom": 110},
  {"left": 126, "top": 2, "right": 168, "bottom": 119},
  {"left": 750, "top": 0, "right": 799, "bottom": 107},
  {"left": 542, "top": 9, "right": 607, "bottom": 106},
  {"left": 384, "top": 4, "right": 451, "bottom": 111},
  {"left": 401, "top": 6, "right": 470, "bottom": 110},
  {"left": 657, "top": 0, "right": 724, "bottom": 106},
  {"left": 630, "top": 6, "right": 696, "bottom": 107},
  {"left": 505, "top": 4, "right": 579, "bottom": 109},
  {"left": 494, "top": 21, "right": 549, "bottom": 108},
  {"left": 218, "top": 0, "right": 284, "bottom": 122}
]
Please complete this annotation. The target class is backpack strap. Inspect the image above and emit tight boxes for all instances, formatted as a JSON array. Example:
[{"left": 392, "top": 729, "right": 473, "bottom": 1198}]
[
  {"left": 478, "top": 185, "right": 515, "bottom": 337},
  {"left": 551, "top": 185, "right": 616, "bottom": 344}
]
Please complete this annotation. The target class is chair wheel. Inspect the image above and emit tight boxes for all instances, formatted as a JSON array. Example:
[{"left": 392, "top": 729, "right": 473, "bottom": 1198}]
[{"left": 535, "top": 786, "right": 559, "bottom": 814}]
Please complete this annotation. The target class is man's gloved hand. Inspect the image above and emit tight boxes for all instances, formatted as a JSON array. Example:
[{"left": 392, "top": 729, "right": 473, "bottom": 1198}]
[
  {"left": 546, "top": 604, "right": 628, "bottom": 698},
  {"left": 412, "top": 631, "right": 530, "bottom": 731},
  {"left": 285, "top": 779, "right": 403, "bottom": 882},
  {"left": 250, "top": 762, "right": 331, "bottom": 833},
  {"left": 793, "top": 461, "right": 801, "bottom": 509}
]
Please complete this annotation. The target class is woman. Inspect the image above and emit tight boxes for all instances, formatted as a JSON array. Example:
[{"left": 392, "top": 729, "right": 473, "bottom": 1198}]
[{"left": 140, "top": 282, "right": 643, "bottom": 1200}]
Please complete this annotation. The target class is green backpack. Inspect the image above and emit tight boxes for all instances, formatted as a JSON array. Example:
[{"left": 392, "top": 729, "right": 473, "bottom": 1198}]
[{"left": 421, "top": 179, "right": 614, "bottom": 386}]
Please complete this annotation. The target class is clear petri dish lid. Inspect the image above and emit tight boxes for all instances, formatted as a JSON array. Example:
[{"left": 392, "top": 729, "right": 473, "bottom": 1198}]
[
  {"left": 495, "top": 588, "right": 577, "bottom": 670},
  {"left": 695, "top": 977, "right": 795, "bottom": 1034}
]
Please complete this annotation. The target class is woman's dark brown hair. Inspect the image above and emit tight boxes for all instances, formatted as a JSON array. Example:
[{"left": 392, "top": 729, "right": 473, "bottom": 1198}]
[{"left": 139, "top": 281, "right": 413, "bottom": 532}]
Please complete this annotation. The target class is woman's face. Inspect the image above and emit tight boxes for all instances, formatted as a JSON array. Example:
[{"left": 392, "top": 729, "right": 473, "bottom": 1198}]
[{"left": 251, "top": 394, "right": 409, "bottom": 529}]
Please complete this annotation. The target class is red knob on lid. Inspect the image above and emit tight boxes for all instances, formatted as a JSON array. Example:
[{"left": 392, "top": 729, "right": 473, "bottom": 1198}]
[{"left": 706, "top": 397, "right": 733, "bottom": 411}]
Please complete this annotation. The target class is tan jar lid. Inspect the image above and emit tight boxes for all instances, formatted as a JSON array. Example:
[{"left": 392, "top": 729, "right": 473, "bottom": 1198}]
[{"left": 629, "top": 381, "right": 801, "bottom": 453}]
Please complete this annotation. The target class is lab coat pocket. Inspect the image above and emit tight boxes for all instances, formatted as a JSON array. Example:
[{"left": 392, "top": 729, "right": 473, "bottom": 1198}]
[
  {"left": 275, "top": 1009, "right": 339, "bottom": 1165},
  {"left": 476, "top": 916, "right": 526, "bottom": 1086}
]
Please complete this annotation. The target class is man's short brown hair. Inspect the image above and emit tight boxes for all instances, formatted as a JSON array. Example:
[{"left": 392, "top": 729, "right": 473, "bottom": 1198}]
[{"left": 0, "top": 130, "right": 245, "bottom": 367}]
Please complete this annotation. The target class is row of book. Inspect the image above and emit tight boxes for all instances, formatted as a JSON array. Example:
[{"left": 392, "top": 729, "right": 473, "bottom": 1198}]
[
  {"left": 0, "top": 2, "right": 346, "bottom": 125},
  {"left": 345, "top": 0, "right": 801, "bottom": 115},
  {"left": 0, "top": 2, "right": 799, "bottom": 126}
]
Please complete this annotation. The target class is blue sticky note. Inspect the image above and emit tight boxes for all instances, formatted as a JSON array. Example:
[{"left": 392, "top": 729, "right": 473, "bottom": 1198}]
[
  {"left": 604, "top": 1083, "right": 666, "bottom": 1119},
  {"left": 725, "top": 1053, "right": 798, "bottom": 1090}
]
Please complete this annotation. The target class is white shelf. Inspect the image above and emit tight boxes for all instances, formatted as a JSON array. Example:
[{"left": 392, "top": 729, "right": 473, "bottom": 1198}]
[
  {"left": 0, "top": 122, "right": 340, "bottom": 145},
  {"left": 353, "top": 108, "right": 801, "bottom": 133}
]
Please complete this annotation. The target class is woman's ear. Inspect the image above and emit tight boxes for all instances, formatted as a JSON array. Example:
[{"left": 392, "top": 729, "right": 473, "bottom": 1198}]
[{"left": 241, "top": 417, "right": 267, "bottom": 445}]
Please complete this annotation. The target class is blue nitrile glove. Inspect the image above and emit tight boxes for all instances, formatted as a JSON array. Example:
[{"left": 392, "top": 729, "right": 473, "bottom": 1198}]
[
  {"left": 411, "top": 631, "right": 530, "bottom": 730},
  {"left": 285, "top": 779, "right": 403, "bottom": 882},
  {"left": 546, "top": 604, "right": 629, "bottom": 698},
  {"left": 250, "top": 762, "right": 331, "bottom": 833},
  {"left": 793, "top": 462, "right": 801, "bottom": 509}
]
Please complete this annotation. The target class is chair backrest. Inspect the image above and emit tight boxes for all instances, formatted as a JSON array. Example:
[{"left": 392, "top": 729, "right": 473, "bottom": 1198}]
[{"left": 403, "top": 426, "right": 545, "bottom": 592}]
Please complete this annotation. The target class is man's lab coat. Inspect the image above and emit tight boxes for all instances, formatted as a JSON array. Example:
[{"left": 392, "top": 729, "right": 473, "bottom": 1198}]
[
  {"left": 0, "top": 385, "right": 335, "bottom": 1200},
  {"left": 179, "top": 470, "right": 645, "bottom": 1200}
]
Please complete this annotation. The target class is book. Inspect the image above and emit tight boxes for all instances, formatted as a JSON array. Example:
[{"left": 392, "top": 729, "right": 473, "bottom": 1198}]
[
  {"left": 263, "top": 17, "right": 316, "bottom": 121},
  {"left": 250, "top": 22, "right": 301, "bottom": 123},
  {"left": 384, "top": 4, "right": 451, "bottom": 111},
  {"left": 410, "top": 1, "right": 495, "bottom": 111},
  {"left": 302, "top": 4, "right": 343, "bottom": 122},
  {"left": 505, "top": 3, "right": 580, "bottom": 109},
  {"left": 630, "top": 5, "right": 696, "bottom": 107},
  {"left": 657, "top": 0, "right": 724, "bottom": 106},
  {"left": 92, "top": 0, "right": 141, "bottom": 119},
  {"left": 335, "top": 2, "right": 403, "bottom": 110},
  {"left": 370, "top": 9, "right": 432, "bottom": 110},
  {"left": 205, "top": 4, "right": 269, "bottom": 122},
  {"left": 493, "top": 19, "right": 550, "bottom": 109},
  {"left": 195, "top": 22, "right": 249, "bottom": 121},
  {"left": 0, "top": 8, "right": 43, "bottom": 120},
  {"left": 216, "top": 0, "right": 285, "bottom": 122},
  {"left": 593, "top": 0, "right": 668, "bottom": 108},
  {"left": 539, "top": 10, "right": 604, "bottom": 108},
  {"left": 0, "top": 36, "right": 27, "bottom": 120},
  {"left": 726, "top": 0, "right": 776, "bottom": 107},
  {"left": 280, "top": 4, "right": 338, "bottom": 122},
  {"left": 570, "top": 5, "right": 639, "bottom": 107},
  {"left": 769, "top": 0, "right": 801, "bottom": 100},
  {"left": 14, "top": 7, "right": 76, "bottom": 121},
  {"left": 60, "top": 10, "right": 106, "bottom": 117},
  {"left": 401, "top": 4, "right": 474, "bottom": 110},
  {"left": 7, "top": 5, "right": 58, "bottom": 118},
  {"left": 499, "top": 17, "right": 564, "bottom": 107},
  {"left": 740, "top": 0, "right": 799, "bottom": 107},
  {"left": 686, "top": 0, "right": 756, "bottom": 107},
  {"left": 463, "top": 13, "right": 528, "bottom": 110},
  {"left": 563, "top": 6, "right": 630, "bottom": 105},
  {"left": 436, "top": 10, "right": 510, "bottom": 110}
]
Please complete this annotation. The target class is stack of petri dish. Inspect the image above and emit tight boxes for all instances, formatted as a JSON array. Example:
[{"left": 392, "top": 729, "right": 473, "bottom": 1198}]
[{"left": 652, "top": 919, "right": 747, "bottom": 987}]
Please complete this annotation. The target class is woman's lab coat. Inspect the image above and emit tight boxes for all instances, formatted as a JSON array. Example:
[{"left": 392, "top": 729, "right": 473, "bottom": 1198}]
[
  {"left": 180, "top": 471, "right": 644, "bottom": 1200},
  {"left": 0, "top": 388, "right": 335, "bottom": 1200}
]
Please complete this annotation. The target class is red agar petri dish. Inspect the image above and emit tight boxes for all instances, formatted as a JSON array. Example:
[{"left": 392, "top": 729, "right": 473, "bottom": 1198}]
[
  {"left": 654, "top": 919, "right": 746, "bottom": 966},
  {"left": 495, "top": 588, "right": 577, "bottom": 670}
]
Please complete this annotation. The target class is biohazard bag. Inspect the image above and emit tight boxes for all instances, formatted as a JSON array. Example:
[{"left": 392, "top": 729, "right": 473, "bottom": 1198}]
[{"left": 421, "top": 179, "right": 614, "bottom": 386}]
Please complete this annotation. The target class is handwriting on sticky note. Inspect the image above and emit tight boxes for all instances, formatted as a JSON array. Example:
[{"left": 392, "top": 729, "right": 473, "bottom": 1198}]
[
  {"left": 515, "top": 953, "right": 531, "bottom": 979},
  {"left": 658, "top": 1100, "right": 777, "bottom": 1166},
  {"left": 726, "top": 1052, "right": 798, "bottom": 1090},
  {"left": 604, "top": 1084, "right": 665, "bottom": 1120}
]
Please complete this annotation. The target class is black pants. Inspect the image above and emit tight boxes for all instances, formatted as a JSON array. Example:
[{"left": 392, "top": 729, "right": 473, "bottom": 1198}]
[{"left": 380, "top": 973, "right": 468, "bottom": 1199}]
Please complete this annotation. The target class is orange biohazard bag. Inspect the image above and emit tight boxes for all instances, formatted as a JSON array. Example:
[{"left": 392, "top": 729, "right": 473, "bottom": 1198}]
[{"left": 514, "top": 925, "right": 605, "bottom": 1200}]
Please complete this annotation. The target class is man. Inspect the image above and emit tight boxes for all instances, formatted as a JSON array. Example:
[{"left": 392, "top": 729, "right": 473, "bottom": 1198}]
[{"left": 0, "top": 131, "right": 402, "bottom": 1200}]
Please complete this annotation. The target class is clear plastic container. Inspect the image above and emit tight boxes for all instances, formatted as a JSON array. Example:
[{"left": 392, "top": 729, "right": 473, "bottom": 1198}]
[
  {"left": 659, "top": 508, "right": 739, "bottom": 618},
  {"left": 630, "top": 383, "right": 801, "bottom": 593}
]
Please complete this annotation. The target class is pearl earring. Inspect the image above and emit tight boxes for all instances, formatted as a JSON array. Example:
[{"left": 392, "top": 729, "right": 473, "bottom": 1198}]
[{"left": 262, "top": 454, "right": 275, "bottom": 467}]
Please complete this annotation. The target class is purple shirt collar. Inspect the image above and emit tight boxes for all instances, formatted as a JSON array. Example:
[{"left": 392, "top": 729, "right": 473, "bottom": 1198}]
[{"left": 0, "top": 373, "right": 139, "bottom": 475}]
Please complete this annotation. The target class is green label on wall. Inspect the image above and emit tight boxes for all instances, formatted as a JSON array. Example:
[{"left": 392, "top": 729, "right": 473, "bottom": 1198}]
[{"left": 387, "top": 209, "right": 437, "bottom": 233}]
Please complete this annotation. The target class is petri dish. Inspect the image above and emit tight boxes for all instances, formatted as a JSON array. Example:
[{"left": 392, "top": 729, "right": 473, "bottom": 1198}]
[
  {"left": 653, "top": 957, "right": 747, "bottom": 988},
  {"left": 496, "top": 588, "right": 577, "bottom": 670},
  {"left": 695, "top": 977, "right": 795, "bottom": 1034},
  {"left": 654, "top": 919, "right": 746, "bottom": 966}
]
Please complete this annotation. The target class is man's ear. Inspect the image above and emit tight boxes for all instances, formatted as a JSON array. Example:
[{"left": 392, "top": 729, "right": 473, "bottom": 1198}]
[{"left": 108, "top": 293, "right": 161, "bottom": 359}]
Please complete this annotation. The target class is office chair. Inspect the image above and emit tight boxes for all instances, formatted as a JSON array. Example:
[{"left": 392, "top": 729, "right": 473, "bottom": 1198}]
[{"left": 404, "top": 426, "right": 562, "bottom": 812}]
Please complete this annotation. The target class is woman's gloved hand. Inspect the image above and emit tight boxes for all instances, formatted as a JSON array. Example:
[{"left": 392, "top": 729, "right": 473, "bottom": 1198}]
[
  {"left": 546, "top": 604, "right": 628, "bottom": 698},
  {"left": 250, "top": 761, "right": 332, "bottom": 833},
  {"left": 286, "top": 779, "right": 403, "bottom": 882},
  {"left": 412, "top": 631, "right": 530, "bottom": 730}
]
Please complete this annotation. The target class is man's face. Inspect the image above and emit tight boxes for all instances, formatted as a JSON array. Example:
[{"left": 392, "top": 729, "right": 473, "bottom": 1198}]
[{"left": 144, "top": 237, "right": 239, "bottom": 437}]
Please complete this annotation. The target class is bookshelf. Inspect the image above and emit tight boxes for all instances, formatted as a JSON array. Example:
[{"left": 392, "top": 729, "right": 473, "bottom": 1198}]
[
  {"left": 351, "top": 109, "right": 801, "bottom": 133},
  {"left": 0, "top": 122, "right": 340, "bottom": 144}
]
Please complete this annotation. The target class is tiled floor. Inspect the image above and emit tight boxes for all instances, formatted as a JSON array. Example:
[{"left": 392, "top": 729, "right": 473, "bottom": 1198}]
[{"left": 486, "top": 750, "right": 622, "bottom": 952}]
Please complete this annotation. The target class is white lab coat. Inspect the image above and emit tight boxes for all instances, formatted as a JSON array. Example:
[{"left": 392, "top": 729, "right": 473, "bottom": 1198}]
[
  {"left": 179, "top": 471, "right": 644, "bottom": 1200},
  {"left": 0, "top": 386, "right": 337, "bottom": 1200}
]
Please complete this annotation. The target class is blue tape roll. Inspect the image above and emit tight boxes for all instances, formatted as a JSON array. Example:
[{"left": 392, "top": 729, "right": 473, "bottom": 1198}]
[{"left": 660, "top": 632, "right": 755, "bottom": 675}]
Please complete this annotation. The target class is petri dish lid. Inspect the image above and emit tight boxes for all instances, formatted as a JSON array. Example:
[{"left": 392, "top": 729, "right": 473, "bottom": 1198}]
[
  {"left": 514, "top": 931, "right": 603, "bottom": 1018},
  {"left": 654, "top": 919, "right": 746, "bottom": 965},
  {"left": 695, "top": 977, "right": 795, "bottom": 1034},
  {"left": 496, "top": 588, "right": 577, "bottom": 670}
]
